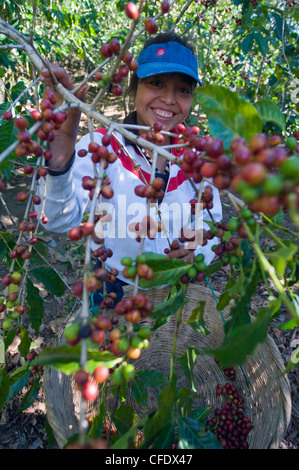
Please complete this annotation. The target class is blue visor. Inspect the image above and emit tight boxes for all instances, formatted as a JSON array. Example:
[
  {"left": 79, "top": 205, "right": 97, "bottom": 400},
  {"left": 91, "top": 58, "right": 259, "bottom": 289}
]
[{"left": 137, "top": 41, "right": 202, "bottom": 85}]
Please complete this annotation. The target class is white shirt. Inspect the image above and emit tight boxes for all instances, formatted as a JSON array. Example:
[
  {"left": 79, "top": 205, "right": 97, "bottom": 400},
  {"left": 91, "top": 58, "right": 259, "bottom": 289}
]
[{"left": 37, "top": 128, "right": 222, "bottom": 284}]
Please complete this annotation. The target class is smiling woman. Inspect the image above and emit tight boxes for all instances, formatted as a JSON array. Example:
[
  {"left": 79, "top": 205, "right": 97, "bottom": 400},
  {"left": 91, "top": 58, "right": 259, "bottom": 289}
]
[
  {"left": 36, "top": 30, "right": 222, "bottom": 307},
  {"left": 134, "top": 74, "right": 194, "bottom": 136}
]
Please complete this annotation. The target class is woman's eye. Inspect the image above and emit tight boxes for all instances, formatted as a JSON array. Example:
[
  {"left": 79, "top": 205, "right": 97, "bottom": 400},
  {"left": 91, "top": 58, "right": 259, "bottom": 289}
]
[
  {"left": 150, "top": 80, "right": 162, "bottom": 87},
  {"left": 179, "top": 87, "right": 191, "bottom": 94}
]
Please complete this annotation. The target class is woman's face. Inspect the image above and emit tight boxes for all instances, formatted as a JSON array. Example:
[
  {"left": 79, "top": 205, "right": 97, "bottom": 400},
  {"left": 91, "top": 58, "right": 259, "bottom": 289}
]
[{"left": 134, "top": 73, "right": 194, "bottom": 135}]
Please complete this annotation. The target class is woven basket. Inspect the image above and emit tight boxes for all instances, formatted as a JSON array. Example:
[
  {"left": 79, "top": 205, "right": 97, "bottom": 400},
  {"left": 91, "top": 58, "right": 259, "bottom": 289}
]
[{"left": 43, "top": 284, "right": 291, "bottom": 449}]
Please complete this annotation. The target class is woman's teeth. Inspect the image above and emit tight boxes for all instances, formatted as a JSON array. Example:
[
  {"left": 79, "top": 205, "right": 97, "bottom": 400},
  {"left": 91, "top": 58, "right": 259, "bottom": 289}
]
[{"left": 153, "top": 109, "right": 174, "bottom": 118}]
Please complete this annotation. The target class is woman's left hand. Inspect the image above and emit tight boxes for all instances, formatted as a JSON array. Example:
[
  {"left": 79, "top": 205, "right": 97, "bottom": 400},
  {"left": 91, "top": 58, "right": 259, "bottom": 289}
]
[{"left": 166, "top": 245, "right": 194, "bottom": 264}]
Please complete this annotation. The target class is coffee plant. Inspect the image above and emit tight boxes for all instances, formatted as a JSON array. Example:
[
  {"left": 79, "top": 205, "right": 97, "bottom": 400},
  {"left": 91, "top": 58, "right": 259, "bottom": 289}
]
[{"left": 0, "top": 0, "right": 298, "bottom": 450}]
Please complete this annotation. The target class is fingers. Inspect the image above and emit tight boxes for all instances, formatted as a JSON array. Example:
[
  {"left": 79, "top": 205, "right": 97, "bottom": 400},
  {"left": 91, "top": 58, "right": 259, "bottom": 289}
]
[
  {"left": 75, "top": 83, "right": 89, "bottom": 101},
  {"left": 167, "top": 245, "right": 195, "bottom": 264},
  {"left": 40, "top": 63, "right": 88, "bottom": 102},
  {"left": 40, "top": 63, "right": 74, "bottom": 91}
]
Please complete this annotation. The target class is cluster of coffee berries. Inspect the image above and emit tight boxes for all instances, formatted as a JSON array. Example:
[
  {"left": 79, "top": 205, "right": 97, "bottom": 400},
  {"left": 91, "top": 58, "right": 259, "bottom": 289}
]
[
  {"left": 73, "top": 367, "right": 105, "bottom": 402},
  {"left": 69, "top": 220, "right": 110, "bottom": 247},
  {"left": 63, "top": 313, "right": 117, "bottom": 348},
  {"left": 79, "top": 138, "right": 119, "bottom": 170},
  {"left": 27, "top": 350, "right": 43, "bottom": 376},
  {"left": 15, "top": 191, "right": 46, "bottom": 229},
  {"left": 125, "top": 3, "right": 159, "bottom": 36},
  {"left": 214, "top": 357, "right": 236, "bottom": 381},
  {"left": 92, "top": 246, "right": 113, "bottom": 263},
  {"left": 6, "top": 87, "right": 67, "bottom": 161},
  {"left": 219, "top": 54, "right": 233, "bottom": 67},
  {"left": 189, "top": 184, "right": 214, "bottom": 216},
  {"left": 1, "top": 272, "right": 27, "bottom": 330},
  {"left": 231, "top": 133, "right": 299, "bottom": 216},
  {"left": 121, "top": 254, "right": 154, "bottom": 281},
  {"left": 107, "top": 323, "right": 151, "bottom": 362},
  {"left": 178, "top": 252, "right": 207, "bottom": 284},
  {"left": 177, "top": 128, "right": 299, "bottom": 217},
  {"left": 72, "top": 266, "right": 119, "bottom": 299},
  {"left": 81, "top": 174, "right": 115, "bottom": 203},
  {"left": 140, "top": 121, "right": 165, "bottom": 145},
  {"left": 134, "top": 176, "right": 165, "bottom": 202},
  {"left": 114, "top": 292, "right": 154, "bottom": 324},
  {"left": 206, "top": 382, "right": 253, "bottom": 449},
  {"left": 99, "top": 31, "right": 138, "bottom": 97}
]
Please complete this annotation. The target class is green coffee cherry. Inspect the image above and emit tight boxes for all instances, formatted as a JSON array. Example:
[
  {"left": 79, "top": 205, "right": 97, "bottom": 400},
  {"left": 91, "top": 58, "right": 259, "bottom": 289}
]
[
  {"left": 63, "top": 323, "right": 79, "bottom": 342},
  {"left": 121, "top": 257, "right": 133, "bottom": 266},
  {"left": 138, "top": 326, "right": 151, "bottom": 339},
  {"left": 227, "top": 217, "right": 239, "bottom": 232},
  {"left": 285, "top": 136, "right": 297, "bottom": 151},
  {"left": 112, "top": 367, "right": 124, "bottom": 385},
  {"left": 122, "top": 364, "right": 135, "bottom": 382}
]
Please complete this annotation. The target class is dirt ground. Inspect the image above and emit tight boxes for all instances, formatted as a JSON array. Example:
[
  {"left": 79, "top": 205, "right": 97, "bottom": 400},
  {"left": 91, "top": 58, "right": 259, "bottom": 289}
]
[{"left": 0, "top": 76, "right": 298, "bottom": 450}]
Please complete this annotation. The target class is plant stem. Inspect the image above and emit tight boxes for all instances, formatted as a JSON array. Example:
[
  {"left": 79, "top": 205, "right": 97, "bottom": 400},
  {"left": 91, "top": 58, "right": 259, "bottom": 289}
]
[
  {"left": 169, "top": 284, "right": 188, "bottom": 381},
  {"left": 243, "top": 222, "right": 298, "bottom": 321}
]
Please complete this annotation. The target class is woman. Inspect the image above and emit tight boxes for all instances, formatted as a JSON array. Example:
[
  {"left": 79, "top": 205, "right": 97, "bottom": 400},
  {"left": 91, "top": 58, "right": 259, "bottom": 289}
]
[{"left": 38, "top": 32, "right": 222, "bottom": 299}]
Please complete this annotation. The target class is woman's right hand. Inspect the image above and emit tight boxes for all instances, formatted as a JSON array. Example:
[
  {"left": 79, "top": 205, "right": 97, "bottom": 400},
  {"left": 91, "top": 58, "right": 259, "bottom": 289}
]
[
  {"left": 40, "top": 63, "right": 88, "bottom": 171},
  {"left": 40, "top": 63, "right": 87, "bottom": 104}
]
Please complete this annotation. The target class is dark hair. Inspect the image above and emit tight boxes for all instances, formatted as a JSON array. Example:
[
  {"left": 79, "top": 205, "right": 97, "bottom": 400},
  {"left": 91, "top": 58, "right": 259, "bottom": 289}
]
[{"left": 126, "top": 31, "right": 197, "bottom": 99}]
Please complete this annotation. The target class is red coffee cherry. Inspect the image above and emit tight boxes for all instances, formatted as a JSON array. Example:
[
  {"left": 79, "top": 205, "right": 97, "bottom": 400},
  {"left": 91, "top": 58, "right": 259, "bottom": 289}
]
[{"left": 125, "top": 2, "right": 139, "bottom": 20}]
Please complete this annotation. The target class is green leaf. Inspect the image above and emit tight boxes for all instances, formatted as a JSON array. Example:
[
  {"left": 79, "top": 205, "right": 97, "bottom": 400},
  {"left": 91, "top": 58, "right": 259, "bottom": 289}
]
[
  {"left": 204, "top": 299, "right": 282, "bottom": 367},
  {"left": 88, "top": 401, "right": 105, "bottom": 438},
  {"left": 223, "top": 263, "right": 260, "bottom": 338},
  {"left": 29, "top": 266, "right": 65, "bottom": 297},
  {"left": 177, "top": 417, "right": 222, "bottom": 449},
  {"left": 187, "top": 301, "right": 210, "bottom": 335},
  {"left": 0, "top": 120, "right": 18, "bottom": 168},
  {"left": 254, "top": 32, "right": 268, "bottom": 56},
  {"left": 7, "top": 364, "right": 31, "bottom": 401},
  {"left": 111, "top": 415, "right": 148, "bottom": 450},
  {"left": 0, "top": 339, "right": 4, "bottom": 364},
  {"left": 217, "top": 271, "right": 246, "bottom": 312},
  {"left": 283, "top": 345, "right": 299, "bottom": 374},
  {"left": 131, "top": 369, "right": 168, "bottom": 406},
  {"left": 18, "top": 326, "right": 31, "bottom": 358},
  {"left": 138, "top": 253, "right": 191, "bottom": 288},
  {"left": 270, "top": 12, "right": 288, "bottom": 41},
  {"left": 10, "top": 81, "right": 28, "bottom": 105},
  {"left": 253, "top": 99, "right": 286, "bottom": 131},
  {"left": 30, "top": 241, "right": 49, "bottom": 266},
  {"left": 20, "top": 376, "right": 42, "bottom": 411},
  {"left": 26, "top": 277, "right": 44, "bottom": 336},
  {"left": 192, "top": 406, "right": 213, "bottom": 424},
  {"left": 268, "top": 243, "right": 298, "bottom": 277},
  {"left": 178, "top": 388, "right": 193, "bottom": 418},
  {"left": 131, "top": 374, "right": 147, "bottom": 405},
  {"left": 241, "top": 32, "right": 255, "bottom": 54},
  {"left": 4, "top": 326, "right": 18, "bottom": 350},
  {"left": 196, "top": 85, "right": 262, "bottom": 149},
  {"left": 142, "top": 374, "right": 178, "bottom": 448},
  {"left": 33, "top": 345, "right": 121, "bottom": 375},
  {"left": 0, "top": 367, "right": 10, "bottom": 412},
  {"left": 136, "top": 369, "right": 169, "bottom": 389},
  {"left": 145, "top": 424, "right": 175, "bottom": 449},
  {"left": 178, "top": 346, "right": 200, "bottom": 393},
  {"left": 151, "top": 286, "right": 185, "bottom": 329},
  {"left": 113, "top": 405, "right": 137, "bottom": 435}
]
